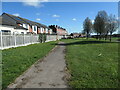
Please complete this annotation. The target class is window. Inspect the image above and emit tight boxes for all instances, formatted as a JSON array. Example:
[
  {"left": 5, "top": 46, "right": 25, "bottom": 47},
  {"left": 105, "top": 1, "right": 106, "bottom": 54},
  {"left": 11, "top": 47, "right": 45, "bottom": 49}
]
[
  {"left": 34, "top": 26, "right": 37, "bottom": 31},
  {"left": 21, "top": 32, "right": 24, "bottom": 34},
  {"left": 25, "top": 24, "right": 28, "bottom": 28},
  {"left": 22, "top": 24, "right": 28, "bottom": 29},
  {"left": 24, "top": 24, "right": 29, "bottom": 29},
  {"left": 1, "top": 30, "right": 11, "bottom": 32},
  {"left": 20, "top": 24, "right": 22, "bottom": 26},
  {"left": 1, "top": 30, "right": 11, "bottom": 35},
  {"left": 46, "top": 28, "right": 48, "bottom": 33}
]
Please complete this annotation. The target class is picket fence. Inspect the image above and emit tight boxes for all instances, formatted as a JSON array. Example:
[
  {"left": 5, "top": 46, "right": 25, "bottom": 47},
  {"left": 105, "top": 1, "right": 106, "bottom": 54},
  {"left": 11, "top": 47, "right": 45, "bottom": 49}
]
[{"left": 0, "top": 33, "right": 63, "bottom": 50}]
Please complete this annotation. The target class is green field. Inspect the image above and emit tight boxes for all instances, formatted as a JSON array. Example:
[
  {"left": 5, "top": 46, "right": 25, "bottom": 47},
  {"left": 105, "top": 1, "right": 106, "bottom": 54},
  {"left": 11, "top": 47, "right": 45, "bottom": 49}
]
[
  {"left": 2, "top": 41, "right": 56, "bottom": 89},
  {"left": 61, "top": 38, "right": 119, "bottom": 88}
]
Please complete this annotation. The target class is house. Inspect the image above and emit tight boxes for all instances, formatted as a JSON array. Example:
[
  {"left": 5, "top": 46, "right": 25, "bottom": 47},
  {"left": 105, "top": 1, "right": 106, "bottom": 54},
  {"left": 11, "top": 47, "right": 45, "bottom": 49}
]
[
  {"left": 0, "top": 16, "right": 28, "bottom": 34},
  {"left": 38, "top": 23, "right": 52, "bottom": 34},
  {"left": 49, "top": 25, "right": 68, "bottom": 36},
  {"left": 1, "top": 13, "right": 52, "bottom": 34},
  {"left": 70, "top": 33, "right": 86, "bottom": 38}
]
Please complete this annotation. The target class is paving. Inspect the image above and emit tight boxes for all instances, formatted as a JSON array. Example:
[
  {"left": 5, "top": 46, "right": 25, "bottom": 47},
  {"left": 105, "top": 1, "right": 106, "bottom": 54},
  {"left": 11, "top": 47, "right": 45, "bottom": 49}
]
[{"left": 8, "top": 42, "right": 68, "bottom": 88}]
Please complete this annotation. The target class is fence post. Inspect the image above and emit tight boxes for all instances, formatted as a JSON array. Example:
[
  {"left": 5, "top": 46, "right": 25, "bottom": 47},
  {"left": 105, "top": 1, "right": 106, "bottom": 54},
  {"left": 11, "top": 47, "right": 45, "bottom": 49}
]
[
  {"left": 56, "top": 35, "right": 58, "bottom": 41},
  {"left": 14, "top": 33, "right": 16, "bottom": 47},
  {"left": 23, "top": 34, "right": 25, "bottom": 45},
  {"left": 31, "top": 34, "right": 32, "bottom": 44},
  {"left": 0, "top": 32, "right": 3, "bottom": 49}
]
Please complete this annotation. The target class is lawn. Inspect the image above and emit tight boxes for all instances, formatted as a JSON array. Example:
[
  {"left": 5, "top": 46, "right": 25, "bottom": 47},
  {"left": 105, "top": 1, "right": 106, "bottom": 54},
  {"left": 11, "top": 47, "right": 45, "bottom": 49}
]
[
  {"left": 2, "top": 41, "right": 57, "bottom": 89},
  {"left": 61, "top": 38, "right": 119, "bottom": 88}
]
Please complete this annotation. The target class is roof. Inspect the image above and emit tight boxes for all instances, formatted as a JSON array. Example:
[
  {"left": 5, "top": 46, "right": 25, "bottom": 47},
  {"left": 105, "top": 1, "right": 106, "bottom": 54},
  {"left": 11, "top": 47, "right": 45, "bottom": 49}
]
[
  {"left": 0, "top": 16, "right": 15, "bottom": 26},
  {"left": 21, "top": 19, "right": 49, "bottom": 28},
  {"left": 14, "top": 25, "right": 28, "bottom": 30},
  {"left": 0, "top": 16, "right": 27, "bottom": 30},
  {"left": 72, "top": 33, "right": 81, "bottom": 35},
  {"left": 19, "top": 17, "right": 39, "bottom": 26},
  {"left": 3, "top": 13, "right": 28, "bottom": 24},
  {"left": 1, "top": 13, "right": 50, "bottom": 29},
  {"left": 49, "top": 25, "right": 67, "bottom": 31}
]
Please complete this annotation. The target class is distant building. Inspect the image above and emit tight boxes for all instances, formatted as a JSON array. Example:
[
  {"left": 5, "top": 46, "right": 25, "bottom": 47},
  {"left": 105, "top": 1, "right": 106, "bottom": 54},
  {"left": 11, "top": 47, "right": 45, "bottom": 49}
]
[
  {"left": 49, "top": 25, "right": 68, "bottom": 36},
  {"left": 70, "top": 33, "right": 86, "bottom": 38}
]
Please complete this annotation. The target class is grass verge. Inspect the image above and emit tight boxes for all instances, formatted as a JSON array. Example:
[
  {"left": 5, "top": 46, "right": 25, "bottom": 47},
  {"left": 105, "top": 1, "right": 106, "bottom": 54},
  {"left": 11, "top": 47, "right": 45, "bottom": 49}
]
[
  {"left": 61, "top": 38, "right": 118, "bottom": 88},
  {"left": 2, "top": 41, "right": 57, "bottom": 89}
]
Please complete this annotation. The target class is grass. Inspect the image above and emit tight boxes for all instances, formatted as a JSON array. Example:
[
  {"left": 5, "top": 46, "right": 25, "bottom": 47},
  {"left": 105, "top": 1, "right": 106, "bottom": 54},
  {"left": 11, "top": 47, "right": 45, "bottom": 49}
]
[
  {"left": 61, "top": 38, "right": 119, "bottom": 88},
  {"left": 2, "top": 41, "right": 57, "bottom": 89},
  {"left": 111, "top": 37, "right": 119, "bottom": 42}
]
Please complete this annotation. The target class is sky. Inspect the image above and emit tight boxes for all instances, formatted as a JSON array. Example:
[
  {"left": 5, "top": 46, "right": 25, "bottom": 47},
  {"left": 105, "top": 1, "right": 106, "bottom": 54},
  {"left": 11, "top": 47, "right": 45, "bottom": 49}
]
[{"left": 1, "top": 1, "right": 118, "bottom": 34}]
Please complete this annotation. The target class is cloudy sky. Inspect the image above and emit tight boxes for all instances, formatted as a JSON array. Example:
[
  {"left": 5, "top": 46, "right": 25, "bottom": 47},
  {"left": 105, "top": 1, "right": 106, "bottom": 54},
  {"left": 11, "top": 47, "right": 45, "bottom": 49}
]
[{"left": 1, "top": 1, "right": 118, "bottom": 33}]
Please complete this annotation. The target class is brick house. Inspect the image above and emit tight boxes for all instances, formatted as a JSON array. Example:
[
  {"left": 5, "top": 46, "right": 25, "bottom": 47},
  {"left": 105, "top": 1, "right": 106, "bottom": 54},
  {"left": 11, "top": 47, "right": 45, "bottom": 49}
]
[{"left": 49, "top": 25, "right": 68, "bottom": 36}]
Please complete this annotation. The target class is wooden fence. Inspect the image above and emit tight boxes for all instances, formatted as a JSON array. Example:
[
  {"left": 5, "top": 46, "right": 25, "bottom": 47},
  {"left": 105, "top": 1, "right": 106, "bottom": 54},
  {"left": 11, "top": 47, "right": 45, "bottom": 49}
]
[{"left": 0, "top": 32, "right": 63, "bottom": 50}]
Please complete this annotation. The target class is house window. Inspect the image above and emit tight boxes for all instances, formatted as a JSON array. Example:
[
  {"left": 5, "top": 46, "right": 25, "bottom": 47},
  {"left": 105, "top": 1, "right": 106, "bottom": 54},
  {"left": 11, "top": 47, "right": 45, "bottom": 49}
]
[
  {"left": 34, "top": 26, "right": 37, "bottom": 31},
  {"left": 46, "top": 28, "right": 48, "bottom": 33},
  {"left": 1, "top": 30, "right": 11, "bottom": 32},
  {"left": 25, "top": 24, "right": 28, "bottom": 29},
  {"left": 23, "top": 24, "right": 28, "bottom": 29},
  {"left": 20, "top": 24, "right": 22, "bottom": 26},
  {"left": 1, "top": 30, "right": 11, "bottom": 35},
  {"left": 41, "top": 27, "right": 43, "bottom": 33},
  {"left": 21, "top": 32, "right": 24, "bottom": 34}
]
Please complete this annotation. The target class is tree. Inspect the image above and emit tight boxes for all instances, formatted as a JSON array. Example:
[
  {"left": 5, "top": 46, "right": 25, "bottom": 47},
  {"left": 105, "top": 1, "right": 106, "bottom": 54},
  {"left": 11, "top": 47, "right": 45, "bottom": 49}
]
[
  {"left": 93, "top": 11, "right": 108, "bottom": 40},
  {"left": 94, "top": 15, "right": 105, "bottom": 39},
  {"left": 83, "top": 17, "right": 92, "bottom": 39},
  {"left": 70, "top": 33, "right": 73, "bottom": 36},
  {"left": 119, "top": 2, "right": 120, "bottom": 34},
  {"left": 104, "top": 22, "right": 110, "bottom": 40},
  {"left": 108, "top": 14, "right": 118, "bottom": 41}
]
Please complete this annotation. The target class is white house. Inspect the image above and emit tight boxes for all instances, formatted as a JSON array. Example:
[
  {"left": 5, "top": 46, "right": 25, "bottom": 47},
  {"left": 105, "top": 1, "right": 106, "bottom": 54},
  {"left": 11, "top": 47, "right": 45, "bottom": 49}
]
[
  {"left": 0, "top": 16, "right": 28, "bottom": 34},
  {"left": 49, "top": 29, "right": 53, "bottom": 34},
  {"left": 1, "top": 13, "right": 54, "bottom": 35},
  {"left": 0, "top": 25, "right": 27, "bottom": 34},
  {"left": 32, "top": 25, "right": 37, "bottom": 34}
]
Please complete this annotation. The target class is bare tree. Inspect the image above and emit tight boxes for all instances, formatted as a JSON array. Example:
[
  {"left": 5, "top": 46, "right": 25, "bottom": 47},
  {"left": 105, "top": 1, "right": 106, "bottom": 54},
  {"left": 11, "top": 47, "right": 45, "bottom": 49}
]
[
  {"left": 94, "top": 15, "right": 105, "bottom": 40},
  {"left": 83, "top": 17, "right": 92, "bottom": 39},
  {"left": 108, "top": 14, "right": 118, "bottom": 41},
  {"left": 104, "top": 21, "right": 110, "bottom": 40},
  {"left": 93, "top": 11, "right": 108, "bottom": 40}
]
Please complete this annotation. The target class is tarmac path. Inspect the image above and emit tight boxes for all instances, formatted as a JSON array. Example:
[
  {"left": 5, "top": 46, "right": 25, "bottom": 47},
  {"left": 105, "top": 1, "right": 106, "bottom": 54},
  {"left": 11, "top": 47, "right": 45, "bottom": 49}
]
[{"left": 8, "top": 42, "right": 68, "bottom": 88}]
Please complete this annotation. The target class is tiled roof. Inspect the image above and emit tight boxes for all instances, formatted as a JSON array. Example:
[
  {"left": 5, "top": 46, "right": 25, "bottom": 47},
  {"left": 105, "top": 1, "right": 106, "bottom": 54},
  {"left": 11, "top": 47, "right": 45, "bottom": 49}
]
[
  {"left": 4, "top": 13, "right": 28, "bottom": 24},
  {"left": 2, "top": 13, "right": 49, "bottom": 29},
  {"left": 0, "top": 16, "right": 28, "bottom": 30},
  {"left": 0, "top": 16, "right": 15, "bottom": 26}
]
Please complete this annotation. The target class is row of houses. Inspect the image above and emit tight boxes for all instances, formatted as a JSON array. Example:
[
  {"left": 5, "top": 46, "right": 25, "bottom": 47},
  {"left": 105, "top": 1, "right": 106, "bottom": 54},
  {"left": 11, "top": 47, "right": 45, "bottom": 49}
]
[
  {"left": 0, "top": 13, "right": 68, "bottom": 35},
  {"left": 70, "top": 33, "right": 86, "bottom": 38},
  {"left": 49, "top": 25, "right": 68, "bottom": 36}
]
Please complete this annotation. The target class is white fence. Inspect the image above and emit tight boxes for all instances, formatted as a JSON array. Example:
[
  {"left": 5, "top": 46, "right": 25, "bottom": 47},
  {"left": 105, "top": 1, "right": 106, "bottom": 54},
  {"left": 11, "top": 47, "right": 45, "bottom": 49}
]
[{"left": 0, "top": 33, "right": 63, "bottom": 50}]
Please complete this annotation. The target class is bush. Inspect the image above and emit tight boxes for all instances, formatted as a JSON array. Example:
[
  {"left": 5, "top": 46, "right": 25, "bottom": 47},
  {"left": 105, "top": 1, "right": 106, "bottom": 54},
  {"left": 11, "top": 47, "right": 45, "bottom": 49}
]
[{"left": 39, "top": 33, "right": 46, "bottom": 43}]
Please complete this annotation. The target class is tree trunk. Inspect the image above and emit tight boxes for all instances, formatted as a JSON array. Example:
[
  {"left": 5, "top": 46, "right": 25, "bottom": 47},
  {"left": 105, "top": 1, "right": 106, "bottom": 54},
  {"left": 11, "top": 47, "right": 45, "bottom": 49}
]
[
  {"left": 96, "top": 33, "right": 98, "bottom": 40},
  {"left": 110, "top": 33, "right": 112, "bottom": 42},
  {"left": 99, "top": 34, "right": 101, "bottom": 40},
  {"left": 105, "top": 31, "right": 109, "bottom": 41},
  {"left": 86, "top": 35, "right": 88, "bottom": 39},
  {"left": 86, "top": 33, "right": 89, "bottom": 39},
  {"left": 105, "top": 35, "right": 107, "bottom": 41}
]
